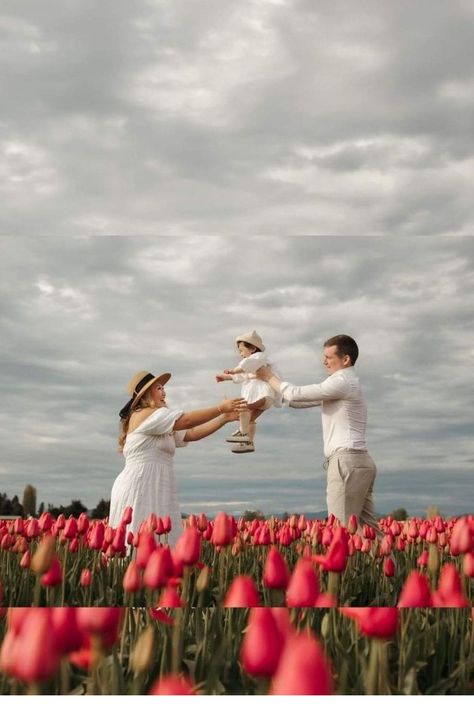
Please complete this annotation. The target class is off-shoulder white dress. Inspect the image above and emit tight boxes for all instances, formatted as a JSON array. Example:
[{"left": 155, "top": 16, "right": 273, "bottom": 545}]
[{"left": 109, "top": 407, "right": 188, "bottom": 546}]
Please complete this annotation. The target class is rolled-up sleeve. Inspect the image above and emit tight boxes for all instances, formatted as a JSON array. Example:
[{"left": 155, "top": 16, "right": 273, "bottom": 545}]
[{"left": 280, "top": 373, "right": 350, "bottom": 402}]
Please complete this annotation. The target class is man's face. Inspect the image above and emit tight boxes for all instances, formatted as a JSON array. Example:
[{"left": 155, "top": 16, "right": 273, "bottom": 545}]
[{"left": 323, "top": 345, "right": 351, "bottom": 374}]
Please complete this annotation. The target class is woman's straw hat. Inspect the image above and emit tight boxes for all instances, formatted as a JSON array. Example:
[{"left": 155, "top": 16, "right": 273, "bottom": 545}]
[
  {"left": 235, "top": 330, "right": 265, "bottom": 352},
  {"left": 119, "top": 370, "right": 171, "bottom": 419}
]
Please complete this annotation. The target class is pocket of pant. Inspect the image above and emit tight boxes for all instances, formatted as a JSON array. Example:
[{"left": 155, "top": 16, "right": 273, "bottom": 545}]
[{"left": 336, "top": 458, "right": 351, "bottom": 482}]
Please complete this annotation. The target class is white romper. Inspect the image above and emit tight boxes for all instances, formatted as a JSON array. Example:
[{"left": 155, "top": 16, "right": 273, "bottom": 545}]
[{"left": 231, "top": 352, "right": 282, "bottom": 409}]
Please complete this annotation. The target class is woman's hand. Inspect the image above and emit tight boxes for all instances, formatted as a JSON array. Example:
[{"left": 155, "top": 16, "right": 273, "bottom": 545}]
[
  {"left": 219, "top": 397, "right": 248, "bottom": 413},
  {"left": 222, "top": 410, "right": 240, "bottom": 422}
]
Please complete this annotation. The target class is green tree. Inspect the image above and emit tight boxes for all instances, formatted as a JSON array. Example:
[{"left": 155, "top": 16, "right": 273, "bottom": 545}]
[
  {"left": 22, "top": 484, "right": 37, "bottom": 517},
  {"left": 389, "top": 507, "right": 408, "bottom": 521},
  {"left": 91, "top": 498, "right": 110, "bottom": 520}
]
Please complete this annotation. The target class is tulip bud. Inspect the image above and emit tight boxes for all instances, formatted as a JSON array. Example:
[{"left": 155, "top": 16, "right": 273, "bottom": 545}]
[
  {"left": 143, "top": 547, "right": 174, "bottom": 589},
  {"left": 341, "top": 608, "right": 398, "bottom": 638},
  {"left": 211, "top": 512, "right": 233, "bottom": 546},
  {"left": 20, "top": 550, "right": 31, "bottom": 569},
  {"left": 173, "top": 526, "right": 201, "bottom": 566},
  {"left": 121, "top": 506, "right": 133, "bottom": 525},
  {"left": 463, "top": 551, "right": 474, "bottom": 577},
  {"left": 348, "top": 514, "right": 358, "bottom": 535},
  {"left": 31, "top": 535, "right": 56, "bottom": 575},
  {"left": 196, "top": 565, "right": 211, "bottom": 593},
  {"left": 157, "top": 585, "right": 184, "bottom": 608},
  {"left": 383, "top": 557, "right": 395, "bottom": 577},
  {"left": 131, "top": 626, "right": 155, "bottom": 674}
]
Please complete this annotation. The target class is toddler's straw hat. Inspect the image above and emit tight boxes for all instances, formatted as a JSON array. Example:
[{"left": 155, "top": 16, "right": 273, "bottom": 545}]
[{"left": 235, "top": 330, "right": 265, "bottom": 352}]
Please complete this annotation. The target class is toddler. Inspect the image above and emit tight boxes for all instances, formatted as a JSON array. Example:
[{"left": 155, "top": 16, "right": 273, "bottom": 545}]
[{"left": 216, "top": 330, "right": 281, "bottom": 453}]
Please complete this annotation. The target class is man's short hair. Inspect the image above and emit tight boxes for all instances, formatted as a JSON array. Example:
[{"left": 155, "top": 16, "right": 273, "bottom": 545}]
[{"left": 324, "top": 335, "right": 359, "bottom": 365}]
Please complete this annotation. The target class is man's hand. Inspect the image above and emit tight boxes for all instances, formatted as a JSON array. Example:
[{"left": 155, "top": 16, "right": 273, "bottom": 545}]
[{"left": 256, "top": 365, "right": 273, "bottom": 381}]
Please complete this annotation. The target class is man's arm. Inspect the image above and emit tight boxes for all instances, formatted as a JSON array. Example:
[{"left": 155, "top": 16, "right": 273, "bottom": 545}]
[{"left": 257, "top": 366, "right": 350, "bottom": 402}]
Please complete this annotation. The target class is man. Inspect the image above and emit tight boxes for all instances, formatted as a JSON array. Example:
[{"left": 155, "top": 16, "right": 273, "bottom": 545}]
[{"left": 257, "top": 334, "right": 380, "bottom": 533}]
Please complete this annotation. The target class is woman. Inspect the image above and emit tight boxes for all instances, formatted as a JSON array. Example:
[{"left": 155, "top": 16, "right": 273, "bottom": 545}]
[{"left": 110, "top": 370, "right": 246, "bottom": 545}]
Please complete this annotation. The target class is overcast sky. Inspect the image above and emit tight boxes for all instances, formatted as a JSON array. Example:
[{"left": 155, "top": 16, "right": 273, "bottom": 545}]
[
  {"left": 1, "top": 3, "right": 473, "bottom": 517},
  {"left": 1, "top": 0, "right": 474, "bottom": 236},
  {"left": 0, "top": 236, "right": 472, "bottom": 516}
]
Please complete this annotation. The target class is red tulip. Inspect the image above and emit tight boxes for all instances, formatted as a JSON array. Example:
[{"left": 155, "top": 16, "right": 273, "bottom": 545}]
[
  {"left": 143, "top": 547, "right": 174, "bottom": 589},
  {"left": 286, "top": 559, "right": 319, "bottom": 606},
  {"left": 121, "top": 506, "right": 133, "bottom": 525},
  {"left": 51, "top": 608, "right": 85, "bottom": 654},
  {"left": 432, "top": 563, "right": 470, "bottom": 607},
  {"left": 398, "top": 571, "right": 432, "bottom": 607},
  {"left": 136, "top": 531, "right": 157, "bottom": 569},
  {"left": 341, "top": 607, "right": 398, "bottom": 638},
  {"left": 197, "top": 513, "right": 208, "bottom": 532},
  {"left": 211, "top": 512, "right": 233, "bottom": 546},
  {"left": 123, "top": 560, "right": 142, "bottom": 592},
  {"left": 270, "top": 631, "right": 333, "bottom": 695},
  {"left": 417, "top": 550, "right": 429, "bottom": 567},
  {"left": 88, "top": 521, "right": 105, "bottom": 550},
  {"left": 161, "top": 515, "right": 172, "bottom": 534},
  {"left": 463, "top": 552, "right": 474, "bottom": 577},
  {"left": 383, "top": 557, "right": 395, "bottom": 577},
  {"left": 223, "top": 575, "right": 260, "bottom": 607},
  {"left": 111, "top": 525, "right": 126, "bottom": 554},
  {"left": 157, "top": 585, "right": 184, "bottom": 608},
  {"left": 25, "top": 518, "right": 40, "bottom": 538},
  {"left": 348, "top": 514, "right": 358, "bottom": 535},
  {"left": 263, "top": 546, "right": 290, "bottom": 589},
  {"left": 40, "top": 555, "right": 63, "bottom": 586},
  {"left": 174, "top": 526, "right": 201, "bottom": 566},
  {"left": 241, "top": 608, "right": 284, "bottom": 677},
  {"left": 76, "top": 608, "right": 123, "bottom": 647},
  {"left": 77, "top": 512, "right": 90, "bottom": 534},
  {"left": 149, "top": 675, "right": 195, "bottom": 695},
  {"left": 63, "top": 517, "right": 78, "bottom": 540},
  {"left": 313, "top": 527, "right": 349, "bottom": 572},
  {"left": 20, "top": 550, "right": 31, "bottom": 569},
  {"left": 0, "top": 610, "right": 60, "bottom": 683},
  {"left": 80, "top": 568, "right": 92, "bottom": 587},
  {"left": 449, "top": 517, "right": 473, "bottom": 555}
]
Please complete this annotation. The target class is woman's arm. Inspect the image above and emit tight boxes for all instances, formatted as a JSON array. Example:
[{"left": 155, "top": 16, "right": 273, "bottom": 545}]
[
  {"left": 183, "top": 412, "right": 239, "bottom": 442},
  {"left": 173, "top": 398, "right": 246, "bottom": 430}
]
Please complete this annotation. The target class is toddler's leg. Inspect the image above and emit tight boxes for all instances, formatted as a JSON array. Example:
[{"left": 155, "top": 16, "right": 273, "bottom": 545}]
[
  {"left": 239, "top": 410, "right": 251, "bottom": 436},
  {"left": 249, "top": 409, "right": 264, "bottom": 442}
]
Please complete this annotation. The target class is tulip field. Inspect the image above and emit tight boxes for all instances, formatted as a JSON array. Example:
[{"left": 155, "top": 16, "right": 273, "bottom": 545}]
[
  {"left": 0, "top": 511, "right": 473, "bottom": 607},
  {"left": 0, "top": 606, "right": 473, "bottom": 695}
]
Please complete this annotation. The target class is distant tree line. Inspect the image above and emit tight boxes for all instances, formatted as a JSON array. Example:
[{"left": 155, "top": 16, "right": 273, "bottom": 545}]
[{"left": 0, "top": 487, "right": 110, "bottom": 519}]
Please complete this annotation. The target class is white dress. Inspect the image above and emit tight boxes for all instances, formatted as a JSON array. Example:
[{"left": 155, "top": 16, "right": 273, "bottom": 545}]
[
  {"left": 109, "top": 407, "right": 188, "bottom": 546},
  {"left": 232, "top": 352, "right": 282, "bottom": 409}
]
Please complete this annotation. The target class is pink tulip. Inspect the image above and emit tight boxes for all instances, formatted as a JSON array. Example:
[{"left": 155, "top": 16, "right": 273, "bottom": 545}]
[
  {"left": 270, "top": 631, "right": 333, "bottom": 695},
  {"left": 286, "top": 559, "right": 319, "bottom": 606},
  {"left": 398, "top": 571, "right": 432, "bottom": 607},
  {"left": 263, "top": 546, "right": 290, "bottom": 589},
  {"left": 341, "top": 607, "right": 398, "bottom": 638},
  {"left": 174, "top": 526, "right": 201, "bottom": 566},
  {"left": 157, "top": 585, "right": 184, "bottom": 608},
  {"left": 223, "top": 575, "right": 260, "bottom": 607},
  {"left": 241, "top": 608, "right": 284, "bottom": 677},
  {"left": 40, "top": 555, "right": 63, "bottom": 586},
  {"left": 80, "top": 568, "right": 92, "bottom": 587},
  {"left": 123, "top": 560, "right": 142, "bottom": 592}
]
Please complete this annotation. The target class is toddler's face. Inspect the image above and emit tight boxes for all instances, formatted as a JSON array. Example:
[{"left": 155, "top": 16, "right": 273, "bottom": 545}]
[{"left": 237, "top": 342, "right": 255, "bottom": 358}]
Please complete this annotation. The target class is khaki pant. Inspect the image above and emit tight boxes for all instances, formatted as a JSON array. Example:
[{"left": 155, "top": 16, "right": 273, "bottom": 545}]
[{"left": 325, "top": 449, "right": 382, "bottom": 536}]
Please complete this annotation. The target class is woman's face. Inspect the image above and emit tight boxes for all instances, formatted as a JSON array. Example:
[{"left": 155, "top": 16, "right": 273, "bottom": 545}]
[{"left": 149, "top": 381, "right": 166, "bottom": 406}]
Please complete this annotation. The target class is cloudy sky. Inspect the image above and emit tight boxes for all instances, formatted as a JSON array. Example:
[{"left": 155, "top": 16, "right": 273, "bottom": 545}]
[
  {"left": 1, "top": 0, "right": 474, "bottom": 236},
  {"left": 0, "top": 236, "right": 472, "bottom": 516},
  {"left": 1, "top": 3, "right": 473, "bottom": 517}
]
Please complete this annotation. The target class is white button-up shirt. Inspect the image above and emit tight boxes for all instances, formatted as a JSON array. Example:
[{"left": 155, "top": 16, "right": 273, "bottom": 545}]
[{"left": 279, "top": 366, "right": 368, "bottom": 458}]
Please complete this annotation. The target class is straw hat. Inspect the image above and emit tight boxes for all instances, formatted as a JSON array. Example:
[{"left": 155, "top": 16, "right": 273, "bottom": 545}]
[
  {"left": 119, "top": 370, "right": 171, "bottom": 419},
  {"left": 235, "top": 330, "right": 265, "bottom": 352}
]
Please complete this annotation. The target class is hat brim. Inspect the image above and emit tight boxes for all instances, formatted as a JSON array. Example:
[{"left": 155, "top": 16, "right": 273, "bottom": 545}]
[
  {"left": 130, "top": 372, "right": 171, "bottom": 409},
  {"left": 235, "top": 334, "right": 265, "bottom": 352}
]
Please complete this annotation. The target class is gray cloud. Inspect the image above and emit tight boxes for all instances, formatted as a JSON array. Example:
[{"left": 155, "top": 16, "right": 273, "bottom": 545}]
[
  {"left": 1, "top": 1, "right": 474, "bottom": 235},
  {"left": 0, "top": 236, "right": 472, "bottom": 517}
]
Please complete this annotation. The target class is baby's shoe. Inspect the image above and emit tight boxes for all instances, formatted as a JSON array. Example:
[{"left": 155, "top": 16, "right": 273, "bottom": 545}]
[
  {"left": 226, "top": 430, "right": 252, "bottom": 444},
  {"left": 231, "top": 441, "right": 255, "bottom": 454}
]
